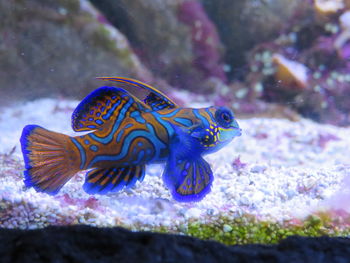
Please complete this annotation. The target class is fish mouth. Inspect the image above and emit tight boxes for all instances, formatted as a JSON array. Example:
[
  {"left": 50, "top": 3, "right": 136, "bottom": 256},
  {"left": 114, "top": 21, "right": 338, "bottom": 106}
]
[
  {"left": 218, "top": 126, "right": 242, "bottom": 142},
  {"left": 229, "top": 124, "right": 242, "bottom": 135},
  {"left": 232, "top": 127, "right": 242, "bottom": 137}
]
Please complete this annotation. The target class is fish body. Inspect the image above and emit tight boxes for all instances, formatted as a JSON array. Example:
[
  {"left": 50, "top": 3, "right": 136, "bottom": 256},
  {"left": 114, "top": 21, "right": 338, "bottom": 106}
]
[{"left": 20, "top": 77, "right": 241, "bottom": 202}]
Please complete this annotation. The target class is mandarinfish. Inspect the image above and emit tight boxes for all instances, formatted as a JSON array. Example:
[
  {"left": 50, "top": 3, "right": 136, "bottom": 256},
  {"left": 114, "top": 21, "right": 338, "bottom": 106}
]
[{"left": 20, "top": 77, "right": 241, "bottom": 202}]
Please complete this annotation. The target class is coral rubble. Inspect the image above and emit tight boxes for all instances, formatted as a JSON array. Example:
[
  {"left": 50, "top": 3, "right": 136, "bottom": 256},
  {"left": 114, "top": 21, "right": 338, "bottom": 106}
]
[{"left": 0, "top": 99, "right": 349, "bottom": 244}]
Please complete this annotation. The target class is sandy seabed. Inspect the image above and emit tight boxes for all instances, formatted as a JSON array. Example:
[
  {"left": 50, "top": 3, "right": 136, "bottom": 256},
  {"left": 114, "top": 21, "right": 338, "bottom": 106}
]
[{"left": 0, "top": 98, "right": 349, "bottom": 230}]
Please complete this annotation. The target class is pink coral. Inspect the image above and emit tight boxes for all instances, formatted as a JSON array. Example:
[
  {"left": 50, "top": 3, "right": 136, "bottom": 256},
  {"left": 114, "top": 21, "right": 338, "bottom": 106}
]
[{"left": 57, "top": 194, "right": 102, "bottom": 211}]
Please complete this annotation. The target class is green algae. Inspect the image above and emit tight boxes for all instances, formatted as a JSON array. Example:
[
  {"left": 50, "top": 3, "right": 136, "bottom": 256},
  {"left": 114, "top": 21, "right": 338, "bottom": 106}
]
[
  {"left": 184, "top": 214, "right": 350, "bottom": 245},
  {"left": 53, "top": 0, "right": 140, "bottom": 72},
  {"left": 90, "top": 24, "right": 139, "bottom": 70},
  {"left": 116, "top": 212, "right": 349, "bottom": 246}
]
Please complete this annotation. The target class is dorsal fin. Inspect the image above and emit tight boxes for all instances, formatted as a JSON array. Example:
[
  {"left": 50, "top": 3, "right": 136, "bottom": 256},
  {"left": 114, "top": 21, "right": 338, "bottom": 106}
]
[
  {"left": 144, "top": 92, "right": 171, "bottom": 111},
  {"left": 96, "top": 77, "right": 178, "bottom": 111},
  {"left": 71, "top": 86, "right": 146, "bottom": 132}
]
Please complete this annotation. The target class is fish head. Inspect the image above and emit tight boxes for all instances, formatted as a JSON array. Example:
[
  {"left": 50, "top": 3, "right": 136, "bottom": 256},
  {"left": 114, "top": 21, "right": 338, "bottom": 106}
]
[
  {"left": 196, "top": 106, "right": 241, "bottom": 153},
  {"left": 214, "top": 106, "right": 241, "bottom": 142}
]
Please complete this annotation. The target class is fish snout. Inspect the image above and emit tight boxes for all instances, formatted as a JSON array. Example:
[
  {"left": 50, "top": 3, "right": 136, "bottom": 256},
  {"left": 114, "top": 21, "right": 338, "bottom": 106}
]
[{"left": 233, "top": 127, "right": 242, "bottom": 137}]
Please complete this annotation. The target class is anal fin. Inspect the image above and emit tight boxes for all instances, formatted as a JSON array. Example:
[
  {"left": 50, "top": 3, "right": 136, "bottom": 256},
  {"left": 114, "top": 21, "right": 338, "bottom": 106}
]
[{"left": 83, "top": 165, "right": 145, "bottom": 194}]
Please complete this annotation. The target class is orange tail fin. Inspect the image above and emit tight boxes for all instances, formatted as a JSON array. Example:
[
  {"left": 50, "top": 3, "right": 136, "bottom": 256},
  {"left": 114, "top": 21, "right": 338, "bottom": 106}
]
[{"left": 20, "top": 125, "right": 80, "bottom": 195}]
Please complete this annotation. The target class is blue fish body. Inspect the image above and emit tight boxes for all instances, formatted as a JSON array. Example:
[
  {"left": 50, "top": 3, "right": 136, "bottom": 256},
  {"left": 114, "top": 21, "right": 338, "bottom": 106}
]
[{"left": 20, "top": 77, "right": 241, "bottom": 202}]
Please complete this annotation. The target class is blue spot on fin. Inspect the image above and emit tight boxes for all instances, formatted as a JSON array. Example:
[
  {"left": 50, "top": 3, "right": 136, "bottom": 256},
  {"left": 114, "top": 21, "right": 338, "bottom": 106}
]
[
  {"left": 162, "top": 154, "right": 213, "bottom": 202},
  {"left": 83, "top": 165, "right": 146, "bottom": 194},
  {"left": 71, "top": 86, "right": 146, "bottom": 132}
]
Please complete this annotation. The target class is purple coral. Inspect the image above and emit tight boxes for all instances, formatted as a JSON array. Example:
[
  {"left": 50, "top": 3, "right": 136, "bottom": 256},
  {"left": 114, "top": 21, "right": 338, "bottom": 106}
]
[
  {"left": 317, "top": 133, "right": 340, "bottom": 149},
  {"left": 246, "top": 33, "right": 350, "bottom": 126},
  {"left": 232, "top": 156, "right": 247, "bottom": 170},
  {"left": 178, "top": 0, "right": 227, "bottom": 83},
  {"left": 254, "top": 133, "right": 269, "bottom": 140},
  {"left": 97, "top": 14, "right": 111, "bottom": 26}
]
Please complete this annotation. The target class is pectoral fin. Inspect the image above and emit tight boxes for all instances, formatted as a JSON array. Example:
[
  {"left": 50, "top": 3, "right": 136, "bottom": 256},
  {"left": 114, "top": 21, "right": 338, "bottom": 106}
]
[{"left": 163, "top": 156, "right": 213, "bottom": 202}]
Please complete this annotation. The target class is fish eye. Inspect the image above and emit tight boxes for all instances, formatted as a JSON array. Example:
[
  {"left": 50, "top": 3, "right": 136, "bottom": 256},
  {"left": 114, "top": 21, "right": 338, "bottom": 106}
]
[
  {"left": 221, "top": 112, "right": 231, "bottom": 122},
  {"left": 215, "top": 108, "right": 233, "bottom": 128}
]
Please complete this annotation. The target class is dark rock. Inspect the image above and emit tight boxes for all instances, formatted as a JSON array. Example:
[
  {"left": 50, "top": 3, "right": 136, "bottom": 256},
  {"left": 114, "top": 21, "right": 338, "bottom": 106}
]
[
  {"left": 177, "top": 0, "right": 227, "bottom": 83},
  {"left": 0, "top": 0, "right": 155, "bottom": 103},
  {"left": 90, "top": 0, "right": 226, "bottom": 92},
  {"left": 0, "top": 225, "right": 349, "bottom": 263},
  {"left": 201, "top": 0, "right": 312, "bottom": 80}
]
